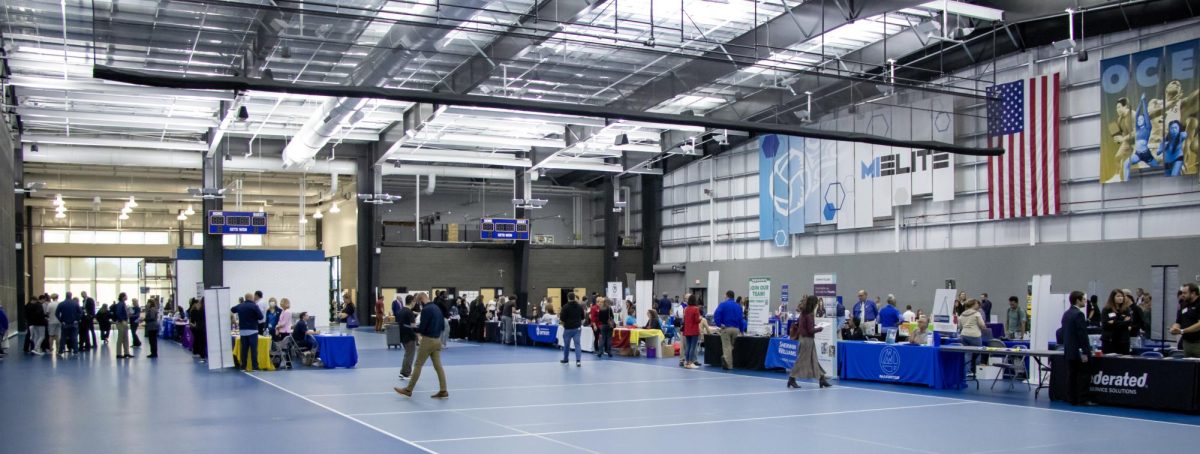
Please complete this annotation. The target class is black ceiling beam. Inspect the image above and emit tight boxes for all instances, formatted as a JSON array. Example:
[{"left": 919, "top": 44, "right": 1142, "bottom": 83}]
[
  {"left": 735, "top": 0, "right": 1198, "bottom": 125},
  {"left": 94, "top": 65, "right": 1002, "bottom": 157},
  {"left": 443, "top": 0, "right": 610, "bottom": 95},
  {"left": 603, "top": 0, "right": 924, "bottom": 113}
]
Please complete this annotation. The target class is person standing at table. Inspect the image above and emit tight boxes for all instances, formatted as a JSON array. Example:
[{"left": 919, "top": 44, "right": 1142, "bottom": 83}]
[
  {"left": 596, "top": 298, "right": 614, "bottom": 358},
  {"left": 559, "top": 292, "right": 585, "bottom": 367},
  {"left": 143, "top": 297, "right": 160, "bottom": 359},
  {"left": 265, "top": 298, "right": 282, "bottom": 339},
  {"left": 80, "top": 291, "right": 96, "bottom": 351},
  {"left": 232, "top": 292, "right": 264, "bottom": 371},
  {"left": 902, "top": 305, "right": 916, "bottom": 324},
  {"left": 852, "top": 291, "right": 878, "bottom": 337},
  {"left": 980, "top": 293, "right": 993, "bottom": 323},
  {"left": 113, "top": 293, "right": 132, "bottom": 359},
  {"left": 878, "top": 297, "right": 901, "bottom": 334},
  {"left": 275, "top": 298, "right": 293, "bottom": 342},
  {"left": 253, "top": 291, "right": 267, "bottom": 335},
  {"left": 1005, "top": 296, "right": 1026, "bottom": 340},
  {"left": 500, "top": 296, "right": 516, "bottom": 345},
  {"left": 129, "top": 299, "right": 142, "bottom": 349},
  {"left": 958, "top": 299, "right": 988, "bottom": 377},
  {"left": 682, "top": 294, "right": 702, "bottom": 369},
  {"left": 1100, "top": 289, "right": 1133, "bottom": 355},
  {"left": 657, "top": 293, "right": 672, "bottom": 327},
  {"left": 391, "top": 295, "right": 404, "bottom": 328},
  {"left": 394, "top": 296, "right": 419, "bottom": 380},
  {"left": 1170, "top": 283, "right": 1200, "bottom": 357},
  {"left": 395, "top": 294, "right": 449, "bottom": 399},
  {"left": 788, "top": 296, "right": 832, "bottom": 389},
  {"left": 1061, "top": 291, "right": 1094, "bottom": 406},
  {"left": 714, "top": 290, "right": 744, "bottom": 370}
]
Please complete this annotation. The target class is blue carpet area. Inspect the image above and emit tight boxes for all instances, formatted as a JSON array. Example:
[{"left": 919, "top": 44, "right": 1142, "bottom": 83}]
[{"left": 2, "top": 330, "right": 1197, "bottom": 453}]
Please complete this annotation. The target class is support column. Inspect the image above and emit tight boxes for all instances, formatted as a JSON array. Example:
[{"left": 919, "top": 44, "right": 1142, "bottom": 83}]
[
  {"left": 201, "top": 144, "right": 224, "bottom": 289},
  {"left": 512, "top": 167, "right": 530, "bottom": 314},
  {"left": 640, "top": 174, "right": 661, "bottom": 279},
  {"left": 603, "top": 176, "right": 619, "bottom": 289},
  {"left": 355, "top": 144, "right": 382, "bottom": 325}
]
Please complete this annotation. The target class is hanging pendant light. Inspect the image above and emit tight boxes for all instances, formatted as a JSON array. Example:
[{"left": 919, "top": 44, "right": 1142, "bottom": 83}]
[
  {"left": 185, "top": 204, "right": 195, "bottom": 216},
  {"left": 329, "top": 202, "right": 341, "bottom": 214},
  {"left": 313, "top": 209, "right": 324, "bottom": 219}
]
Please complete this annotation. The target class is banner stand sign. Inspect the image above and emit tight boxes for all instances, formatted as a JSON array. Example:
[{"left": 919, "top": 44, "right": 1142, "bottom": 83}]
[
  {"left": 932, "top": 288, "right": 958, "bottom": 333},
  {"left": 748, "top": 277, "right": 772, "bottom": 336},
  {"left": 813, "top": 274, "right": 838, "bottom": 322},
  {"left": 815, "top": 316, "right": 838, "bottom": 380}
]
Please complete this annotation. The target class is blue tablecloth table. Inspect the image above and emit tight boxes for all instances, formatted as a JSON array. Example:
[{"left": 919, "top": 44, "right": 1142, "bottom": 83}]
[
  {"left": 837, "top": 341, "right": 966, "bottom": 389},
  {"left": 526, "top": 324, "right": 559, "bottom": 344},
  {"left": 314, "top": 335, "right": 358, "bottom": 368},
  {"left": 764, "top": 338, "right": 799, "bottom": 370}
]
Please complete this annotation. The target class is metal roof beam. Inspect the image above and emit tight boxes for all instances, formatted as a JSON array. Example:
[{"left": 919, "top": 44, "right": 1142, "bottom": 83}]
[
  {"left": 605, "top": 0, "right": 924, "bottom": 113},
  {"left": 442, "top": 0, "right": 611, "bottom": 94}
]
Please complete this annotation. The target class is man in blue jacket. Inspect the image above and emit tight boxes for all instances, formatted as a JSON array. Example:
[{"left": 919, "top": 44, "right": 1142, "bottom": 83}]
[
  {"left": 713, "top": 290, "right": 744, "bottom": 370},
  {"left": 395, "top": 293, "right": 449, "bottom": 399},
  {"left": 231, "top": 293, "right": 265, "bottom": 371},
  {"left": 55, "top": 296, "right": 83, "bottom": 356}
]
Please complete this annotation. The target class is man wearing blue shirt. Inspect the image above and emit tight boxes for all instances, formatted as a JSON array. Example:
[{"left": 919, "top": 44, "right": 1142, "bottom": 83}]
[
  {"left": 878, "top": 296, "right": 901, "bottom": 334},
  {"left": 657, "top": 293, "right": 672, "bottom": 326},
  {"left": 231, "top": 293, "right": 265, "bottom": 371},
  {"left": 713, "top": 290, "right": 745, "bottom": 370},
  {"left": 55, "top": 296, "right": 83, "bottom": 356},
  {"left": 395, "top": 293, "right": 449, "bottom": 399},
  {"left": 852, "top": 290, "right": 878, "bottom": 336}
]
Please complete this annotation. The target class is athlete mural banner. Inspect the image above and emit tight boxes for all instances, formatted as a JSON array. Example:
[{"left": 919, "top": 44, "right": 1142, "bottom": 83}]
[
  {"left": 758, "top": 98, "right": 954, "bottom": 247},
  {"left": 1100, "top": 39, "right": 1199, "bottom": 183}
]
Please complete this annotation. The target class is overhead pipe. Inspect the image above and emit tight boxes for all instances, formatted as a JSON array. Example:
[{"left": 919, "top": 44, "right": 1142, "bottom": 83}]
[
  {"left": 424, "top": 174, "right": 436, "bottom": 195},
  {"left": 24, "top": 145, "right": 358, "bottom": 174},
  {"left": 382, "top": 164, "right": 515, "bottom": 180}
]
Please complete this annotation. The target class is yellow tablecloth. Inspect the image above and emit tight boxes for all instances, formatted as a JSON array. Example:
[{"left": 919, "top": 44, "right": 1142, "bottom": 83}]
[
  {"left": 232, "top": 335, "right": 275, "bottom": 371},
  {"left": 615, "top": 328, "right": 664, "bottom": 346}
]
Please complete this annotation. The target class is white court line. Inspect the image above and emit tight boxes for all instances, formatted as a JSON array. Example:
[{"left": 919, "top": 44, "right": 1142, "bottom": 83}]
[
  {"left": 308, "top": 376, "right": 740, "bottom": 397},
  {"left": 849, "top": 383, "right": 1200, "bottom": 429},
  {"left": 243, "top": 372, "right": 436, "bottom": 454},
  {"left": 416, "top": 401, "right": 972, "bottom": 444},
  {"left": 351, "top": 387, "right": 836, "bottom": 416},
  {"left": 453, "top": 407, "right": 602, "bottom": 454}
]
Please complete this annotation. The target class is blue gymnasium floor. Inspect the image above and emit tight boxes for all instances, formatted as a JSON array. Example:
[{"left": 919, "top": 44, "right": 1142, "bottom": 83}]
[{"left": 2, "top": 330, "right": 1198, "bottom": 454}]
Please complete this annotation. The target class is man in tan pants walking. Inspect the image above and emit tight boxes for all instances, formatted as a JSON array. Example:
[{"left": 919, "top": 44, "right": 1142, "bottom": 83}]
[
  {"left": 713, "top": 290, "right": 745, "bottom": 370},
  {"left": 395, "top": 293, "right": 449, "bottom": 399}
]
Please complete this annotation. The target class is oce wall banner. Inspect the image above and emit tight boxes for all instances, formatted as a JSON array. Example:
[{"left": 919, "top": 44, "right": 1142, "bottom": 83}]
[{"left": 1100, "top": 39, "right": 1199, "bottom": 183}]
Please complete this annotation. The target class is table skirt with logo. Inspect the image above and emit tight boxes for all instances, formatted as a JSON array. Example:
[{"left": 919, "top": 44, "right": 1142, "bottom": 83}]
[{"left": 837, "top": 341, "right": 965, "bottom": 389}]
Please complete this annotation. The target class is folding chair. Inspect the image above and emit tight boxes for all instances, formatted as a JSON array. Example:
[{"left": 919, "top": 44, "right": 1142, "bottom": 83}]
[{"left": 988, "top": 339, "right": 1029, "bottom": 391}]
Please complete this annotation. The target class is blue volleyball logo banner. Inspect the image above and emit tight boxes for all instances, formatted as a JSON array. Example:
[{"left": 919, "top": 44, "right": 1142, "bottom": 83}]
[{"left": 758, "top": 135, "right": 819, "bottom": 247}]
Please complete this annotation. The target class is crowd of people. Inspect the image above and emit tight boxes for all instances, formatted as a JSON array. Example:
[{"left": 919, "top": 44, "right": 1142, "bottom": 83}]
[{"left": 17, "top": 291, "right": 165, "bottom": 359}]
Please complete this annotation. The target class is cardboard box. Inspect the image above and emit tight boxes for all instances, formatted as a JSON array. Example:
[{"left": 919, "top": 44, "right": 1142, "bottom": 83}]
[{"left": 659, "top": 340, "right": 678, "bottom": 357}]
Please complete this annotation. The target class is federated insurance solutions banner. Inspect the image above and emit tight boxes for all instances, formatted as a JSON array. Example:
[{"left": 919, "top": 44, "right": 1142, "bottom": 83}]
[
  {"left": 758, "top": 98, "right": 955, "bottom": 247},
  {"left": 1100, "top": 38, "right": 1199, "bottom": 183}
]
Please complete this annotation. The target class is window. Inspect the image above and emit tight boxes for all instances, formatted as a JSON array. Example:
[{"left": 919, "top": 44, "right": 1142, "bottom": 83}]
[
  {"left": 41, "top": 229, "right": 170, "bottom": 245},
  {"left": 43, "top": 256, "right": 163, "bottom": 304},
  {"left": 191, "top": 233, "right": 264, "bottom": 247}
]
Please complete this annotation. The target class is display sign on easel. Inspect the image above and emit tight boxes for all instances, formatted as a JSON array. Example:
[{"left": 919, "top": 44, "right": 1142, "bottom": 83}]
[
  {"left": 748, "top": 277, "right": 772, "bottom": 336},
  {"left": 605, "top": 282, "right": 622, "bottom": 301},
  {"left": 932, "top": 288, "right": 958, "bottom": 333}
]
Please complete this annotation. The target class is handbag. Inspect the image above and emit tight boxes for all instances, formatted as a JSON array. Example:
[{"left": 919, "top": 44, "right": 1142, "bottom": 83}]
[{"left": 346, "top": 313, "right": 360, "bottom": 329}]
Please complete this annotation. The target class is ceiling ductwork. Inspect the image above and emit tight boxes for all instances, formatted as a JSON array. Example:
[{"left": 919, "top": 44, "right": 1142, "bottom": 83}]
[
  {"left": 280, "top": 1, "right": 484, "bottom": 167},
  {"left": 383, "top": 165, "right": 514, "bottom": 180},
  {"left": 24, "top": 145, "right": 358, "bottom": 174}
]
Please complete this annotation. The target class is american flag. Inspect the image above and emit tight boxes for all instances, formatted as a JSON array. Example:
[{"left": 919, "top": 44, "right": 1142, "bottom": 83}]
[{"left": 987, "top": 73, "right": 1061, "bottom": 220}]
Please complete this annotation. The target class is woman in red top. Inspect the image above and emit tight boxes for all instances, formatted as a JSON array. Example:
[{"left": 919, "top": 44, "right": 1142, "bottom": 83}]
[
  {"left": 374, "top": 296, "right": 386, "bottom": 332},
  {"left": 682, "top": 294, "right": 703, "bottom": 369},
  {"left": 788, "top": 295, "right": 832, "bottom": 389},
  {"left": 588, "top": 301, "right": 601, "bottom": 351}
]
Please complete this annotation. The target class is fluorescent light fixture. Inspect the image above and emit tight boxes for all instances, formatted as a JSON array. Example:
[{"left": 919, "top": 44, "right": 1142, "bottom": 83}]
[
  {"left": 918, "top": 1, "right": 1003, "bottom": 22},
  {"left": 177, "top": 213, "right": 187, "bottom": 221},
  {"left": 313, "top": 210, "right": 324, "bottom": 219},
  {"left": 127, "top": 196, "right": 138, "bottom": 208},
  {"left": 329, "top": 203, "right": 341, "bottom": 214},
  {"left": 55, "top": 211, "right": 66, "bottom": 219},
  {"left": 52, "top": 194, "right": 64, "bottom": 206},
  {"left": 55, "top": 205, "right": 66, "bottom": 213},
  {"left": 121, "top": 206, "right": 132, "bottom": 215},
  {"left": 118, "top": 213, "right": 129, "bottom": 220},
  {"left": 185, "top": 204, "right": 195, "bottom": 216}
]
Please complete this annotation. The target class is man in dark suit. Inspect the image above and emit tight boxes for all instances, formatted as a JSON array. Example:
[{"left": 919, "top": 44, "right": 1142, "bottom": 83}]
[{"left": 1060, "top": 290, "right": 1094, "bottom": 406}]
